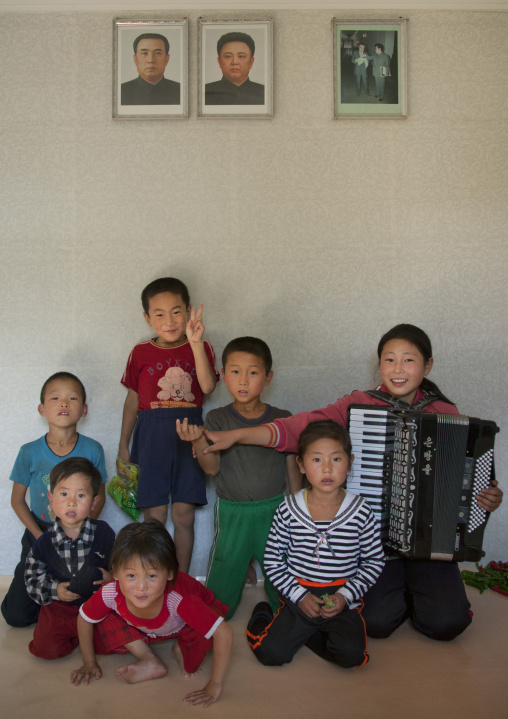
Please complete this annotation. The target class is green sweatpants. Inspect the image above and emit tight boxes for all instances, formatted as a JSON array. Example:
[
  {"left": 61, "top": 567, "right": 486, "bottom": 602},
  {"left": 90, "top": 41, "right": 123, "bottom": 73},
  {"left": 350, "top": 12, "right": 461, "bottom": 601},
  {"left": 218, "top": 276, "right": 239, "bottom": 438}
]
[{"left": 206, "top": 494, "right": 284, "bottom": 620}]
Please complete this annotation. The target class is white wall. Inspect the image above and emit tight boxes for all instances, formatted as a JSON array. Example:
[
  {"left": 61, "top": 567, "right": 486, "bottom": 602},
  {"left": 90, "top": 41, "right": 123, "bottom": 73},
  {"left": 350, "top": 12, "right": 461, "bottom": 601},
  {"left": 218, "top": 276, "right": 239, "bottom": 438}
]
[{"left": 1, "top": 9, "right": 507, "bottom": 575}]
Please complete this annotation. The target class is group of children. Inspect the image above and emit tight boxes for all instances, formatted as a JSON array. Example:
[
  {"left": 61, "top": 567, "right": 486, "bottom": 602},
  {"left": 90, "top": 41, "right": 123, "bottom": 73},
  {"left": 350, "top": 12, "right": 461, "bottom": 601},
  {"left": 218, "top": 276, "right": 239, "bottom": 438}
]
[{"left": 1, "top": 276, "right": 503, "bottom": 707}]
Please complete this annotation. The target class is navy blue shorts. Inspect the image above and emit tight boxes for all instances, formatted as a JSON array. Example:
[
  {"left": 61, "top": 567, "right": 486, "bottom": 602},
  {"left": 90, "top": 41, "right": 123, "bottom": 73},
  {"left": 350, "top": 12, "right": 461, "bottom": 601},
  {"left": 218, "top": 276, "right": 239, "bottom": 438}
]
[{"left": 131, "top": 407, "right": 207, "bottom": 509}]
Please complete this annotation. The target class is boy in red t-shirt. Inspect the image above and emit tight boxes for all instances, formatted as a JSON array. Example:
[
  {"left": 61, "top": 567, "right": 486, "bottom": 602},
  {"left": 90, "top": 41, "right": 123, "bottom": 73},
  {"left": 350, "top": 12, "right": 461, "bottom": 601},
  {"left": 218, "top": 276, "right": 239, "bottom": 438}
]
[{"left": 118, "top": 277, "right": 219, "bottom": 571}]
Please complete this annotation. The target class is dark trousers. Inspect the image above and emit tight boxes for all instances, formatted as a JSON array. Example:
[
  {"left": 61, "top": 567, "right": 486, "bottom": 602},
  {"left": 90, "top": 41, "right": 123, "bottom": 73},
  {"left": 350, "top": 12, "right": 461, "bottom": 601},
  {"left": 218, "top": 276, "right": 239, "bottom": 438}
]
[
  {"left": 361, "top": 557, "right": 472, "bottom": 641},
  {"left": 1, "top": 514, "right": 51, "bottom": 627},
  {"left": 248, "top": 592, "right": 368, "bottom": 669}
]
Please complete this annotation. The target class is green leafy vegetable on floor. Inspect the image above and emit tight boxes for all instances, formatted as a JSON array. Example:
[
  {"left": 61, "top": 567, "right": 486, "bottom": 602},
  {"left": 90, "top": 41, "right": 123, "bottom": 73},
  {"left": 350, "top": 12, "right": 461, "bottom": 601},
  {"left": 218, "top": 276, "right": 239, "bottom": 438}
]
[{"left": 461, "top": 561, "right": 508, "bottom": 596}]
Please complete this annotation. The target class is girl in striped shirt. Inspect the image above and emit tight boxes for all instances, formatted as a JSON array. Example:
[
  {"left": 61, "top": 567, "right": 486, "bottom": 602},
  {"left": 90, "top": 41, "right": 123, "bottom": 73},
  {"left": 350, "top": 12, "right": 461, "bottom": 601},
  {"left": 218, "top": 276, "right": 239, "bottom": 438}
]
[{"left": 246, "top": 420, "right": 384, "bottom": 668}]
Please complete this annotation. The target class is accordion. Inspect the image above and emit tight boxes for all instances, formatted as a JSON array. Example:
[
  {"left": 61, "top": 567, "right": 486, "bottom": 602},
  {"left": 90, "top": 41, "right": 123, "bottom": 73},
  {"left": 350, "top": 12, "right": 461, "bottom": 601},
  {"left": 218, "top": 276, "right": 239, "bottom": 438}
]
[{"left": 347, "top": 405, "right": 498, "bottom": 561}]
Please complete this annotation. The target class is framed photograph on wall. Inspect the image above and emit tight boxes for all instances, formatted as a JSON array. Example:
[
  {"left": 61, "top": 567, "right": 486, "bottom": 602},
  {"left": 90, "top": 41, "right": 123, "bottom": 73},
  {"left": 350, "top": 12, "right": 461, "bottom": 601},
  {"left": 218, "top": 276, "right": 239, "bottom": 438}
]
[
  {"left": 113, "top": 19, "right": 188, "bottom": 119},
  {"left": 333, "top": 18, "right": 407, "bottom": 119},
  {"left": 198, "top": 18, "right": 273, "bottom": 118}
]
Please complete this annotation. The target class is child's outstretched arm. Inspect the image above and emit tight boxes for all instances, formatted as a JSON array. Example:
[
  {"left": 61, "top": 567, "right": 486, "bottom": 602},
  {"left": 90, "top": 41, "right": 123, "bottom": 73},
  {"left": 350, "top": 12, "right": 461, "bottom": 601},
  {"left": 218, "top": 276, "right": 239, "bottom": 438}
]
[
  {"left": 186, "top": 304, "right": 217, "bottom": 395},
  {"left": 202, "top": 425, "right": 272, "bottom": 454},
  {"left": 70, "top": 614, "right": 102, "bottom": 686},
  {"left": 176, "top": 418, "right": 220, "bottom": 477},
  {"left": 476, "top": 478, "right": 503, "bottom": 512},
  {"left": 183, "top": 620, "right": 233, "bottom": 708}
]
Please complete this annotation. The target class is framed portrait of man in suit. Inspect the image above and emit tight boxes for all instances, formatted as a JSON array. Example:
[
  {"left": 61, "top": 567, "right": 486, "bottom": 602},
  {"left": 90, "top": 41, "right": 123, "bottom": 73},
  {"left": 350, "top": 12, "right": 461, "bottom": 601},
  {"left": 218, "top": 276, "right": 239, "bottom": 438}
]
[
  {"left": 113, "top": 19, "right": 188, "bottom": 119},
  {"left": 198, "top": 18, "right": 273, "bottom": 118},
  {"left": 333, "top": 18, "right": 407, "bottom": 119}
]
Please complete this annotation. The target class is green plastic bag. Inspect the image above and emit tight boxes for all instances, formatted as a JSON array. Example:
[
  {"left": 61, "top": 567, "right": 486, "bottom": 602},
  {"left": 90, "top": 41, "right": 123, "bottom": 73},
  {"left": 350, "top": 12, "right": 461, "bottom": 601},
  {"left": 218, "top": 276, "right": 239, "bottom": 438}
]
[{"left": 107, "top": 459, "right": 140, "bottom": 521}]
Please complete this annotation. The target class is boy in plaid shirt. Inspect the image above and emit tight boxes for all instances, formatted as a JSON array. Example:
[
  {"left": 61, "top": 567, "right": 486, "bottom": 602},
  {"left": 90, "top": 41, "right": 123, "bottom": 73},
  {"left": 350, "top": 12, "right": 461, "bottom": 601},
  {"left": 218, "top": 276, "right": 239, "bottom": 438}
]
[{"left": 25, "top": 457, "right": 115, "bottom": 660}]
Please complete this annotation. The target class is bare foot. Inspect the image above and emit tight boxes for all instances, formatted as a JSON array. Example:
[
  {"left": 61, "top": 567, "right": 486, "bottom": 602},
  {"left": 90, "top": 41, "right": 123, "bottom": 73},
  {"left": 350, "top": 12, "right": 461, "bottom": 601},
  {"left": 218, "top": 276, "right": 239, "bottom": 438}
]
[
  {"left": 246, "top": 561, "right": 258, "bottom": 586},
  {"left": 172, "top": 643, "right": 202, "bottom": 678},
  {"left": 116, "top": 655, "right": 167, "bottom": 684}
]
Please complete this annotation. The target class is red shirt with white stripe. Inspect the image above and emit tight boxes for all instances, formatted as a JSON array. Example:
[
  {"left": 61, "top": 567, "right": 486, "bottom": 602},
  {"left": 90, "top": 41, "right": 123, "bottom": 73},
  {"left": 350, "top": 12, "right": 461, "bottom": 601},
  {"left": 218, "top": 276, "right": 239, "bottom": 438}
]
[{"left": 80, "top": 572, "right": 224, "bottom": 641}]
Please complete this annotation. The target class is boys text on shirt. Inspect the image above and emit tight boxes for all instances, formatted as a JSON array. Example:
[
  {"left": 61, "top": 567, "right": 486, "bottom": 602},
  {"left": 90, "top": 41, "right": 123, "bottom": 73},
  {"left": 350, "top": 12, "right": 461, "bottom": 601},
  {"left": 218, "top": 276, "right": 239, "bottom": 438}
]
[{"left": 121, "top": 339, "right": 219, "bottom": 410}]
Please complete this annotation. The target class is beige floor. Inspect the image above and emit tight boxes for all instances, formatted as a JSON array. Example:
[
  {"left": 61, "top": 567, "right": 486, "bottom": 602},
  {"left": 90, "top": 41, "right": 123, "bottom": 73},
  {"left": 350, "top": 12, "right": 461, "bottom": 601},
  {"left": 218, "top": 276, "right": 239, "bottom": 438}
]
[{"left": 1, "top": 575, "right": 507, "bottom": 719}]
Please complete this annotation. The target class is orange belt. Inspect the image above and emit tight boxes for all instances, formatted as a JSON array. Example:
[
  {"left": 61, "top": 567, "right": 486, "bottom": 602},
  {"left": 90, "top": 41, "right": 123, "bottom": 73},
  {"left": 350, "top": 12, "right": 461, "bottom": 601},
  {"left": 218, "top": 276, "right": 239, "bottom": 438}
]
[{"left": 296, "top": 577, "right": 347, "bottom": 588}]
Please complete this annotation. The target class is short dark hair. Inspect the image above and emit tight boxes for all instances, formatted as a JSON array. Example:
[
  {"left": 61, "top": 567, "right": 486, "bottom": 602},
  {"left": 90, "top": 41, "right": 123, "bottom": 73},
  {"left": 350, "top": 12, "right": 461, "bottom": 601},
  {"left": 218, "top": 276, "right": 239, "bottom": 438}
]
[
  {"left": 40, "top": 372, "right": 86, "bottom": 404},
  {"left": 217, "top": 32, "right": 255, "bottom": 57},
  {"left": 133, "top": 33, "right": 169, "bottom": 55},
  {"left": 222, "top": 336, "right": 272, "bottom": 373},
  {"left": 141, "top": 277, "right": 190, "bottom": 314},
  {"left": 375, "top": 43, "right": 384, "bottom": 52},
  {"left": 297, "top": 420, "right": 352, "bottom": 463},
  {"left": 110, "top": 521, "right": 179, "bottom": 577},
  {"left": 49, "top": 457, "right": 102, "bottom": 496}
]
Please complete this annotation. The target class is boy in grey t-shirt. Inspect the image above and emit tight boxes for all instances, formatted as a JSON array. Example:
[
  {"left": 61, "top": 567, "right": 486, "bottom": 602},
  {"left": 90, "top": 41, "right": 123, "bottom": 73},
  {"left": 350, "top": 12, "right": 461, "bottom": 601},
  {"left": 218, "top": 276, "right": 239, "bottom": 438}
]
[{"left": 177, "top": 337, "right": 300, "bottom": 619}]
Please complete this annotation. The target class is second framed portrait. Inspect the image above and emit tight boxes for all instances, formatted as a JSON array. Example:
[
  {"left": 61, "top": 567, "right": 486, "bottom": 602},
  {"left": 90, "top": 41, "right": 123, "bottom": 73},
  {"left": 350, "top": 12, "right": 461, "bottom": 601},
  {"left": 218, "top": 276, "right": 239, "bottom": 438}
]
[
  {"left": 198, "top": 18, "right": 273, "bottom": 118},
  {"left": 113, "top": 19, "right": 188, "bottom": 119}
]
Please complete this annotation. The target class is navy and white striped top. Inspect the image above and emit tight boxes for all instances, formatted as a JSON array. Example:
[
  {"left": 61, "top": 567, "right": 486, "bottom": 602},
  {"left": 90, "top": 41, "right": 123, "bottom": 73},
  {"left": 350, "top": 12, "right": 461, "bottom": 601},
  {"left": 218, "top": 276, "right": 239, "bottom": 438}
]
[{"left": 264, "top": 490, "right": 385, "bottom": 606}]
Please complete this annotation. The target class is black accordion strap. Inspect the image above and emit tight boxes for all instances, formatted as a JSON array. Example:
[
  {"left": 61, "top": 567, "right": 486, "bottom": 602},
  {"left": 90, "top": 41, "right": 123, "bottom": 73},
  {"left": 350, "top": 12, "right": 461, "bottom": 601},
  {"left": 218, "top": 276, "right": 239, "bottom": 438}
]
[{"left": 365, "top": 388, "right": 440, "bottom": 411}]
